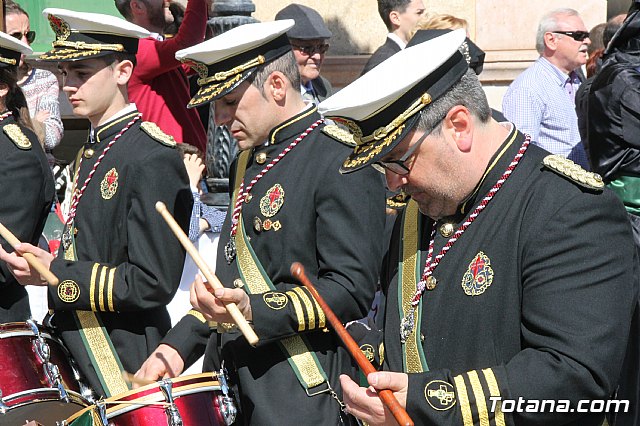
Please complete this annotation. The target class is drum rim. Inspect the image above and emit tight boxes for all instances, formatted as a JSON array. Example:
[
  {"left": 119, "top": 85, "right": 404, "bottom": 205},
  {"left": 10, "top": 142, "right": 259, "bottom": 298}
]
[
  {"left": 65, "top": 372, "right": 221, "bottom": 423},
  {"left": 1, "top": 388, "right": 89, "bottom": 410}
]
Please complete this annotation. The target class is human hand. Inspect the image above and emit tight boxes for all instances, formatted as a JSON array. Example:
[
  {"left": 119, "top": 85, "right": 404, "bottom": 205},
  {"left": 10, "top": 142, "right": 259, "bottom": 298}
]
[
  {"left": 0, "top": 243, "right": 55, "bottom": 286},
  {"left": 340, "top": 371, "right": 409, "bottom": 426},
  {"left": 134, "top": 344, "right": 184, "bottom": 388},
  {"left": 183, "top": 153, "right": 205, "bottom": 189},
  {"left": 190, "top": 275, "right": 252, "bottom": 324},
  {"left": 35, "top": 110, "right": 51, "bottom": 123}
]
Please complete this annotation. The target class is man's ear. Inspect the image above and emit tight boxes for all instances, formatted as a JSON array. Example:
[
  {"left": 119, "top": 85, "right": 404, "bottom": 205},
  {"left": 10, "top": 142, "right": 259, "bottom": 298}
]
[
  {"left": 544, "top": 32, "right": 558, "bottom": 52},
  {"left": 389, "top": 11, "right": 401, "bottom": 28},
  {"left": 444, "top": 105, "right": 473, "bottom": 153},
  {"left": 130, "top": 0, "right": 146, "bottom": 18},
  {"left": 113, "top": 59, "right": 134, "bottom": 85},
  {"left": 267, "top": 71, "right": 288, "bottom": 102}
]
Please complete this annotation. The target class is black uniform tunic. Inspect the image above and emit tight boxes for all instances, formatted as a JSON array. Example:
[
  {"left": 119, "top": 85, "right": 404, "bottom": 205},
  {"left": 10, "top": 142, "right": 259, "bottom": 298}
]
[
  {"left": 165, "top": 107, "right": 386, "bottom": 425},
  {"left": 0, "top": 114, "right": 54, "bottom": 322},
  {"left": 48, "top": 110, "right": 192, "bottom": 397},
  {"left": 382, "top": 127, "right": 637, "bottom": 425}
]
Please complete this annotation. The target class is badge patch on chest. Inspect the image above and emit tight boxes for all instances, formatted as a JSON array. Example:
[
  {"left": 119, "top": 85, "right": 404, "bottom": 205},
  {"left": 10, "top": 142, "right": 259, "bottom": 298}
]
[
  {"left": 260, "top": 184, "right": 285, "bottom": 218},
  {"left": 424, "top": 380, "right": 456, "bottom": 411},
  {"left": 461, "top": 251, "right": 494, "bottom": 296},
  {"left": 360, "top": 344, "right": 375, "bottom": 362},
  {"left": 100, "top": 168, "right": 119, "bottom": 200}
]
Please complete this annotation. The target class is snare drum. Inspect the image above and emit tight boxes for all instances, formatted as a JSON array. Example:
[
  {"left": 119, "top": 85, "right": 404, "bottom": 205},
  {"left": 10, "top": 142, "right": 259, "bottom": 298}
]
[
  {"left": 0, "top": 320, "right": 92, "bottom": 425},
  {"left": 63, "top": 372, "right": 237, "bottom": 426}
]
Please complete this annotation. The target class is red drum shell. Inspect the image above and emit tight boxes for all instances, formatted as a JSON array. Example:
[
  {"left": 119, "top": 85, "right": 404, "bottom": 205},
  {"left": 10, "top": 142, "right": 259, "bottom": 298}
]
[
  {"left": 66, "top": 373, "right": 227, "bottom": 425},
  {"left": 0, "top": 322, "right": 90, "bottom": 425}
]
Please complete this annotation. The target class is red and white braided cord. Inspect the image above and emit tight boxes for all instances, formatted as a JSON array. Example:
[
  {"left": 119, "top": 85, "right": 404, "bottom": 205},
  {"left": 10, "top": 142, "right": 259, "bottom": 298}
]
[
  {"left": 410, "top": 137, "right": 530, "bottom": 306},
  {"left": 66, "top": 113, "right": 142, "bottom": 225},
  {"left": 229, "top": 118, "right": 324, "bottom": 237}
]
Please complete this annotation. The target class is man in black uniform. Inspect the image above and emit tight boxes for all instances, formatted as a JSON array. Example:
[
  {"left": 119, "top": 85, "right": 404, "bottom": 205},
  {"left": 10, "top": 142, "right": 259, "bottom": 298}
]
[
  {"left": 0, "top": 9, "right": 191, "bottom": 398},
  {"left": 0, "top": 32, "right": 54, "bottom": 322},
  {"left": 135, "top": 20, "right": 386, "bottom": 425},
  {"left": 319, "top": 29, "right": 638, "bottom": 425}
]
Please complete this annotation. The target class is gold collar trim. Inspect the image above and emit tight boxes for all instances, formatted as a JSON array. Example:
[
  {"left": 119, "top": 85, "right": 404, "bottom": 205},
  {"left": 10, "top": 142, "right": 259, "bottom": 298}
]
[{"left": 268, "top": 105, "right": 317, "bottom": 145}]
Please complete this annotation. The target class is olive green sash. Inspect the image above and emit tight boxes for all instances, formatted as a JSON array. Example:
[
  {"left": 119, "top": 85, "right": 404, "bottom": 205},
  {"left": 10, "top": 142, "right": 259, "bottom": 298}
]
[
  {"left": 398, "top": 200, "right": 429, "bottom": 373},
  {"left": 233, "top": 150, "right": 329, "bottom": 392},
  {"left": 63, "top": 150, "right": 129, "bottom": 397},
  {"left": 608, "top": 176, "right": 640, "bottom": 215}
]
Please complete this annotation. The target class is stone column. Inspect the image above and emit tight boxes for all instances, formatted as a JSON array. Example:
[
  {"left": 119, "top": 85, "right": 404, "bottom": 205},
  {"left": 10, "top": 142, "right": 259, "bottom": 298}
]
[{"left": 204, "top": 0, "right": 258, "bottom": 209}]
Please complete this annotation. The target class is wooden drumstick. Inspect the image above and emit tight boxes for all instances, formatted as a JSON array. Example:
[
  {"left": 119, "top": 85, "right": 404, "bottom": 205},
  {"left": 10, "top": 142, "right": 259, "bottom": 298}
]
[
  {"left": 291, "top": 262, "right": 414, "bottom": 426},
  {"left": 0, "top": 222, "right": 59, "bottom": 286},
  {"left": 155, "top": 201, "right": 259, "bottom": 347}
]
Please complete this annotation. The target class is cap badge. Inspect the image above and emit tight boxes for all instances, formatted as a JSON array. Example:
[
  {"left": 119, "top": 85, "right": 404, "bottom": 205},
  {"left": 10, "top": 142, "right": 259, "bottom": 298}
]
[
  {"left": 461, "top": 251, "right": 494, "bottom": 296},
  {"left": 47, "top": 14, "right": 71, "bottom": 41},
  {"left": 260, "top": 184, "right": 285, "bottom": 218},
  {"left": 58, "top": 280, "right": 80, "bottom": 303},
  {"left": 263, "top": 292, "right": 288, "bottom": 310},
  {"left": 100, "top": 168, "right": 119, "bottom": 200},
  {"left": 424, "top": 380, "right": 456, "bottom": 411}
]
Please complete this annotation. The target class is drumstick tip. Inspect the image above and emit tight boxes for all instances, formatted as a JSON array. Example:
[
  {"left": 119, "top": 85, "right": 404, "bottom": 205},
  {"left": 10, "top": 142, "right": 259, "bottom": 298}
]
[
  {"left": 290, "top": 262, "right": 303, "bottom": 276},
  {"left": 155, "top": 201, "right": 167, "bottom": 213}
]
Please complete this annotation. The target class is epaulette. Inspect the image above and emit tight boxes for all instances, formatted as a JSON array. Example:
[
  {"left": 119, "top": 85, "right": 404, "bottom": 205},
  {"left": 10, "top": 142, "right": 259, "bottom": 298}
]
[
  {"left": 542, "top": 155, "right": 604, "bottom": 191},
  {"left": 322, "top": 121, "right": 356, "bottom": 147},
  {"left": 3, "top": 124, "right": 31, "bottom": 149},
  {"left": 140, "top": 121, "right": 177, "bottom": 147}
]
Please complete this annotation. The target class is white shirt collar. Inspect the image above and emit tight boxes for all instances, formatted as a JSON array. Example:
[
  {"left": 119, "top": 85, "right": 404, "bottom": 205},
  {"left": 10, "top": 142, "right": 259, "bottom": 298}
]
[{"left": 387, "top": 33, "right": 406, "bottom": 49}]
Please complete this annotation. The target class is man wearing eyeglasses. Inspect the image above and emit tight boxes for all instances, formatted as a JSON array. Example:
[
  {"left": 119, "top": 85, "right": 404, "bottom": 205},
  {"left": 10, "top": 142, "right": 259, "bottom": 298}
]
[
  {"left": 275, "top": 4, "right": 333, "bottom": 105},
  {"left": 4, "top": 0, "right": 64, "bottom": 153},
  {"left": 503, "top": 8, "right": 591, "bottom": 170}
]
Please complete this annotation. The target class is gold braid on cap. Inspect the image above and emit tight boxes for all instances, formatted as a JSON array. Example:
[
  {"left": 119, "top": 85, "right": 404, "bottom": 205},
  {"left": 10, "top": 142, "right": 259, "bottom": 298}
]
[
  {"left": 196, "top": 55, "right": 265, "bottom": 86},
  {"left": 0, "top": 57, "right": 17, "bottom": 66},
  {"left": 52, "top": 40, "right": 124, "bottom": 52}
]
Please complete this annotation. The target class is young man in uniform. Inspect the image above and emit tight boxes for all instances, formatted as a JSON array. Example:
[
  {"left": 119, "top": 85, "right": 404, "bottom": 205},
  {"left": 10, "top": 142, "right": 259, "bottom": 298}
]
[
  {"left": 0, "top": 9, "right": 192, "bottom": 398},
  {"left": 320, "top": 30, "right": 637, "bottom": 425},
  {"left": 135, "top": 20, "right": 386, "bottom": 425}
]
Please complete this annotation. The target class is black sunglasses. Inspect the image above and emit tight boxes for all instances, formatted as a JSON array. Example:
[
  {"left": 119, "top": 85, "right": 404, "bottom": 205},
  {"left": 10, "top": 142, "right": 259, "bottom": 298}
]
[
  {"left": 552, "top": 31, "right": 590, "bottom": 41},
  {"left": 10, "top": 30, "right": 36, "bottom": 44},
  {"left": 291, "top": 43, "right": 330, "bottom": 56},
  {"left": 374, "top": 129, "right": 430, "bottom": 175}
]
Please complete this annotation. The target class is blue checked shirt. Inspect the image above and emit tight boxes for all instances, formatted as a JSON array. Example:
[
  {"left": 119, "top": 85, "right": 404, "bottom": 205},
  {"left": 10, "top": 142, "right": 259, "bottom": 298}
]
[
  {"left": 502, "top": 57, "right": 589, "bottom": 169},
  {"left": 188, "top": 189, "right": 226, "bottom": 242}
]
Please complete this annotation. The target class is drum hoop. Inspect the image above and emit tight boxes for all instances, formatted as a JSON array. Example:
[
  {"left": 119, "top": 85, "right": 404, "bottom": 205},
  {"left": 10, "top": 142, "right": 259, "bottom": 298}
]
[
  {"left": 0, "top": 329, "right": 58, "bottom": 341},
  {"left": 1, "top": 388, "right": 89, "bottom": 409},
  {"left": 65, "top": 373, "right": 222, "bottom": 423}
]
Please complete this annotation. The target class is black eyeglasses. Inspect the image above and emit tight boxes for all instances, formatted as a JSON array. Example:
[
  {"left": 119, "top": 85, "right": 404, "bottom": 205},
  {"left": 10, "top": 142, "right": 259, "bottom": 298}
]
[
  {"left": 375, "top": 130, "right": 430, "bottom": 175},
  {"left": 291, "top": 43, "right": 330, "bottom": 56},
  {"left": 10, "top": 30, "right": 36, "bottom": 44},
  {"left": 552, "top": 31, "right": 590, "bottom": 41}
]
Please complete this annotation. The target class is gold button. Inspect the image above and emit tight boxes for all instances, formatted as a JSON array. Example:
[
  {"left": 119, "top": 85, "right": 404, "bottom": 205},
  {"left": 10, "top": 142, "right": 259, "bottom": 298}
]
[
  {"left": 253, "top": 217, "right": 262, "bottom": 232},
  {"left": 233, "top": 279, "right": 244, "bottom": 288},
  {"left": 420, "top": 333, "right": 425, "bottom": 342},
  {"left": 84, "top": 148, "right": 95, "bottom": 159},
  {"left": 439, "top": 223, "right": 454, "bottom": 238},
  {"left": 426, "top": 276, "right": 437, "bottom": 290},
  {"left": 255, "top": 152, "right": 267, "bottom": 164},
  {"left": 244, "top": 193, "right": 252, "bottom": 203}
]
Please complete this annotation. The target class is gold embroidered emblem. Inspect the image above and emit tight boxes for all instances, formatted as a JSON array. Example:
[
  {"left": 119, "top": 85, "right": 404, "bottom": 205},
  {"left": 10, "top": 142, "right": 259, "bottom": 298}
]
[
  {"left": 360, "top": 344, "right": 375, "bottom": 362},
  {"left": 461, "top": 251, "right": 494, "bottom": 296},
  {"left": 322, "top": 124, "right": 356, "bottom": 146},
  {"left": 100, "top": 168, "right": 119, "bottom": 200},
  {"left": 263, "top": 292, "right": 288, "bottom": 310},
  {"left": 260, "top": 184, "right": 285, "bottom": 218},
  {"left": 58, "top": 280, "right": 80, "bottom": 303},
  {"left": 272, "top": 220, "right": 282, "bottom": 231},
  {"left": 4, "top": 124, "right": 31, "bottom": 149},
  {"left": 140, "top": 121, "right": 177, "bottom": 147},
  {"left": 47, "top": 14, "right": 71, "bottom": 42},
  {"left": 425, "top": 380, "right": 456, "bottom": 411},
  {"left": 542, "top": 155, "right": 604, "bottom": 190}
]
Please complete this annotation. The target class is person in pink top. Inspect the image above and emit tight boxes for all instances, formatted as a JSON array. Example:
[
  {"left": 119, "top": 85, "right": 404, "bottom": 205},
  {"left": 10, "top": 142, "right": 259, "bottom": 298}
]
[{"left": 114, "top": 0, "right": 208, "bottom": 151}]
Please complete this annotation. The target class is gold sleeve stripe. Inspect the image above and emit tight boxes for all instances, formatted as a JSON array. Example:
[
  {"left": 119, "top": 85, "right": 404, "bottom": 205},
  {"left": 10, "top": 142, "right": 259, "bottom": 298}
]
[
  {"left": 97, "top": 266, "right": 108, "bottom": 312},
  {"left": 453, "top": 374, "right": 473, "bottom": 426},
  {"left": 467, "top": 370, "right": 490, "bottom": 426},
  {"left": 286, "top": 290, "right": 306, "bottom": 332},
  {"left": 89, "top": 263, "right": 100, "bottom": 311},
  {"left": 187, "top": 309, "right": 206, "bottom": 323},
  {"left": 292, "top": 286, "right": 316, "bottom": 330},
  {"left": 106, "top": 267, "right": 116, "bottom": 312},
  {"left": 482, "top": 368, "right": 505, "bottom": 426},
  {"left": 316, "top": 298, "right": 326, "bottom": 329}
]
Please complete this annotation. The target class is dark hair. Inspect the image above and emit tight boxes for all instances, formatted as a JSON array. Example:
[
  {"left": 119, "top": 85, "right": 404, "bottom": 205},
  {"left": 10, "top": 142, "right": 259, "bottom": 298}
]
[
  {"left": 176, "top": 142, "right": 203, "bottom": 159},
  {"left": 98, "top": 52, "right": 138, "bottom": 68},
  {"left": 586, "top": 48, "right": 604, "bottom": 78},
  {"left": 248, "top": 51, "right": 300, "bottom": 97},
  {"left": 603, "top": 14, "right": 626, "bottom": 47},
  {"left": 378, "top": 0, "right": 412, "bottom": 31},
  {"left": 114, "top": 0, "right": 133, "bottom": 21},
  {"left": 0, "top": 67, "right": 41, "bottom": 143},
  {"left": 4, "top": 0, "right": 28, "bottom": 17}
]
